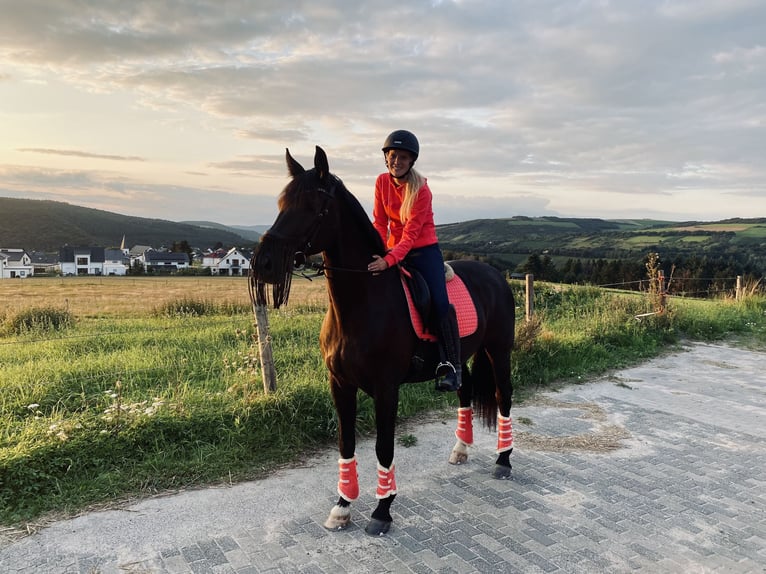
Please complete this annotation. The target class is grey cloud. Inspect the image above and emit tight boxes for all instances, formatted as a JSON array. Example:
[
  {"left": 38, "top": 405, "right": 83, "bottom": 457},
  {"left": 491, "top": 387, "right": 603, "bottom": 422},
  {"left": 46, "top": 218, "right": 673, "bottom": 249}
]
[{"left": 18, "top": 148, "right": 145, "bottom": 161}]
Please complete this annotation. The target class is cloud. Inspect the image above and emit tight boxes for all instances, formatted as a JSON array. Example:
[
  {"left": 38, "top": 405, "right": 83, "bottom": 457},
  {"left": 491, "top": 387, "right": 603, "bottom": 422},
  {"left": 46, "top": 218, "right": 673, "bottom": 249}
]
[
  {"left": 18, "top": 148, "right": 145, "bottom": 161},
  {"left": 0, "top": 164, "right": 280, "bottom": 224},
  {"left": 0, "top": 0, "right": 765, "bottom": 225}
]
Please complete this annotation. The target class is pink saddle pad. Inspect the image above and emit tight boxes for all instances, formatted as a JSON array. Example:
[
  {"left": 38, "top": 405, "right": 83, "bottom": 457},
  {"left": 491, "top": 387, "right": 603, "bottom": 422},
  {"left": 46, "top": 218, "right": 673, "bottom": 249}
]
[{"left": 400, "top": 272, "right": 478, "bottom": 341}]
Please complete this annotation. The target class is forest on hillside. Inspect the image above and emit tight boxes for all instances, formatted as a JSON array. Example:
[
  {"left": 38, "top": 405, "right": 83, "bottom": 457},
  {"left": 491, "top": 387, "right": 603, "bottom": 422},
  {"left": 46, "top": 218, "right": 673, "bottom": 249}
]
[
  {"left": 439, "top": 217, "right": 766, "bottom": 298},
  {"left": 0, "top": 197, "right": 254, "bottom": 251}
]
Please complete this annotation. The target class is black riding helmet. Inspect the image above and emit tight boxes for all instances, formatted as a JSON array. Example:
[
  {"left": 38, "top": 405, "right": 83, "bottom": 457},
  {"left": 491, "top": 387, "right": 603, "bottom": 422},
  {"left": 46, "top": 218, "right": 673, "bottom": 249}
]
[{"left": 382, "top": 130, "right": 419, "bottom": 161}]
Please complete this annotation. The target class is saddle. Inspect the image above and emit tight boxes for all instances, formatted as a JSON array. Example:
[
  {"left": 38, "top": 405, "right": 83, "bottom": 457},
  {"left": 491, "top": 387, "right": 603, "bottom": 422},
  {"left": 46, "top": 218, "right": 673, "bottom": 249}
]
[{"left": 399, "top": 263, "right": 478, "bottom": 342}]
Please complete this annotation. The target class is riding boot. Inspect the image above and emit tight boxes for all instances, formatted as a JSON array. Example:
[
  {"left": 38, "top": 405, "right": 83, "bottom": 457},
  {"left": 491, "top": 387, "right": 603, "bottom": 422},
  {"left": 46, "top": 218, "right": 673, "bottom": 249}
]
[{"left": 435, "top": 305, "right": 462, "bottom": 392}]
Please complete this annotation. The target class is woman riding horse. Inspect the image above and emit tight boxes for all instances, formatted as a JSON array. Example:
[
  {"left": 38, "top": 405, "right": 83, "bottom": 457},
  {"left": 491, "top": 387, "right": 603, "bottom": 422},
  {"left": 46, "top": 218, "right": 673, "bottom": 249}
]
[
  {"left": 251, "top": 146, "right": 515, "bottom": 536},
  {"left": 368, "top": 130, "right": 461, "bottom": 393}
]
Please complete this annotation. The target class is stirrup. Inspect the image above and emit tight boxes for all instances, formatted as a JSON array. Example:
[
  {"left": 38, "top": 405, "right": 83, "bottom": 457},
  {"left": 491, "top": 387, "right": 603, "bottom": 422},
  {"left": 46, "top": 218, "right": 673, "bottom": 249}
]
[{"left": 436, "top": 361, "right": 456, "bottom": 376}]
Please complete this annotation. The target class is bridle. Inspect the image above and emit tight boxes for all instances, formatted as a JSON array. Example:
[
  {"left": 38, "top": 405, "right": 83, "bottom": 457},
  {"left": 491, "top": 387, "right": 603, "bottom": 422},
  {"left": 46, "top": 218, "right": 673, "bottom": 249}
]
[{"left": 278, "top": 174, "right": 383, "bottom": 280}]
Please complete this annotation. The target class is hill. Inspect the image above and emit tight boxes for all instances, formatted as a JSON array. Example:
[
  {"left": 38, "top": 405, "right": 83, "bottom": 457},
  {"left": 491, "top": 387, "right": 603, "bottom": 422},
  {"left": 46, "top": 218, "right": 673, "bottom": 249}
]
[
  {"left": 3, "top": 196, "right": 764, "bottom": 282},
  {"left": 0, "top": 197, "right": 258, "bottom": 251},
  {"left": 437, "top": 215, "right": 766, "bottom": 281},
  {"left": 438, "top": 216, "right": 766, "bottom": 258},
  {"left": 180, "top": 221, "right": 266, "bottom": 243}
]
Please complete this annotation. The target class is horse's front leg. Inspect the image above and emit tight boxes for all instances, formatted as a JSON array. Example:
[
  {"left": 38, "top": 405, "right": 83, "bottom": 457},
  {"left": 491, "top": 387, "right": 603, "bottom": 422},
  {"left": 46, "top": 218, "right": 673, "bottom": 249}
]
[
  {"left": 324, "top": 378, "right": 358, "bottom": 530},
  {"left": 366, "top": 385, "right": 400, "bottom": 536}
]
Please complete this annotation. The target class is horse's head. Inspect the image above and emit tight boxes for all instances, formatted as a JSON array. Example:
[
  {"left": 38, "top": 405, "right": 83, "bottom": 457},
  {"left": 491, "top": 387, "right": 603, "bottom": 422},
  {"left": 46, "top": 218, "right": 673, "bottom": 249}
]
[{"left": 250, "top": 146, "right": 340, "bottom": 307}]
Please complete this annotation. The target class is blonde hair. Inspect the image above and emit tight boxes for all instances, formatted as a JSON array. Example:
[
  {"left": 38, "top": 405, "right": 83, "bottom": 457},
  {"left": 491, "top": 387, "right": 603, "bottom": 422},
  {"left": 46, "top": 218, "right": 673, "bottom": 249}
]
[{"left": 399, "top": 167, "right": 425, "bottom": 223}]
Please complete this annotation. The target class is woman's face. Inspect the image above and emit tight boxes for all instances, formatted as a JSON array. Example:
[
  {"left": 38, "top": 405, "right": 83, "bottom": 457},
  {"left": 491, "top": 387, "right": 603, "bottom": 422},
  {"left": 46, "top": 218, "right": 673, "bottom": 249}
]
[{"left": 386, "top": 149, "right": 414, "bottom": 179}]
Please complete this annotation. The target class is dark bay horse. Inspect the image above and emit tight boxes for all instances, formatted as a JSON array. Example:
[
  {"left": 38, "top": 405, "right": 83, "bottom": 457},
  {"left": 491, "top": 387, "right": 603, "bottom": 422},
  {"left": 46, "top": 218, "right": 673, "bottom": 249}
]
[{"left": 250, "top": 146, "right": 515, "bottom": 535}]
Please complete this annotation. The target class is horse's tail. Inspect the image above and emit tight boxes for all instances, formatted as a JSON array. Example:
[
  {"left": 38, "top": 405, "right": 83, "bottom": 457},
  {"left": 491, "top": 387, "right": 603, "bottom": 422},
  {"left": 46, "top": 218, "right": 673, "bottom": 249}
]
[{"left": 469, "top": 347, "right": 498, "bottom": 431}]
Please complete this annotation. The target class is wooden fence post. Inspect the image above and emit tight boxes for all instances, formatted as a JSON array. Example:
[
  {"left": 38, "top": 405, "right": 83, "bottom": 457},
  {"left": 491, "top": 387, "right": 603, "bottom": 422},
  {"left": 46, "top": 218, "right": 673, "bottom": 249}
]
[
  {"left": 253, "top": 302, "right": 277, "bottom": 393},
  {"left": 525, "top": 273, "right": 534, "bottom": 322},
  {"left": 736, "top": 275, "right": 742, "bottom": 301}
]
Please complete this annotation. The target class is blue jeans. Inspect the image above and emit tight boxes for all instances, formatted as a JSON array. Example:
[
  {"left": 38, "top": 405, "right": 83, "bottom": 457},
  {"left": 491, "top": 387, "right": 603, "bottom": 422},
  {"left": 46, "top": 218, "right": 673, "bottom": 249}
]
[{"left": 403, "top": 243, "right": 449, "bottom": 326}]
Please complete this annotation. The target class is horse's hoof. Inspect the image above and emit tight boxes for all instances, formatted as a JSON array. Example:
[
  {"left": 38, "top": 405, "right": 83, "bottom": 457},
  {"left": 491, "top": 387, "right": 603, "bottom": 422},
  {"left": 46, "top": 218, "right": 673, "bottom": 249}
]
[
  {"left": 448, "top": 451, "right": 468, "bottom": 465},
  {"left": 324, "top": 504, "right": 351, "bottom": 530},
  {"left": 365, "top": 518, "right": 391, "bottom": 536},
  {"left": 449, "top": 440, "right": 469, "bottom": 465},
  {"left": 493, "top": 465, "right": 512, "bottom": 480}
]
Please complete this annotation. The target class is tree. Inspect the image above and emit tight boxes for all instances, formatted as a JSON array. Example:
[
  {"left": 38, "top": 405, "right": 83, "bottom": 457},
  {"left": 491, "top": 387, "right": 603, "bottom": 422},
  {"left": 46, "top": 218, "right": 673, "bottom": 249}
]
[
  {"left": 129, "top": 259, "right": 145, "bottom": 275},
  {"left": 171, "top": 240, "right": 194, "bottom": 260}
]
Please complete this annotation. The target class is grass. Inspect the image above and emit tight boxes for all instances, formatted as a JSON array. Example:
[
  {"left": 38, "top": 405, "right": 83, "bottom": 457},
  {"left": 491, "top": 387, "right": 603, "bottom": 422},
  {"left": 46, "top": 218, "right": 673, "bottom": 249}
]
[{"left": 1, "top": 275, "right": 765, "bottom": 529}]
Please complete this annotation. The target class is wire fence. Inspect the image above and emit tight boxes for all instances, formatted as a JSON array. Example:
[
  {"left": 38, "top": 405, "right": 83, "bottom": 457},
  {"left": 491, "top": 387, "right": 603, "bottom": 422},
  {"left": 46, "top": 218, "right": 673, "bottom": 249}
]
[{"left": 594, "top": 275, "right": 752, "bottom": 298}]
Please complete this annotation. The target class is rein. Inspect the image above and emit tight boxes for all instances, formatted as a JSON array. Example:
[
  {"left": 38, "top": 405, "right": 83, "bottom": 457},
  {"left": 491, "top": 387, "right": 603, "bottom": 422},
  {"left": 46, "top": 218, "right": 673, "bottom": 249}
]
[{"left": 292, "top": 258, "right": 382, "bottom": 281}]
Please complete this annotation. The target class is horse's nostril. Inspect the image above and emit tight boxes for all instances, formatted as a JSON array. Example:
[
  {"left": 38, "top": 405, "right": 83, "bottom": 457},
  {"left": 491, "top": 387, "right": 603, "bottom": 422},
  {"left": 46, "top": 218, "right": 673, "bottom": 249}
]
[{"left": 255, "top": 252, "right": 271, "bottom": 271}]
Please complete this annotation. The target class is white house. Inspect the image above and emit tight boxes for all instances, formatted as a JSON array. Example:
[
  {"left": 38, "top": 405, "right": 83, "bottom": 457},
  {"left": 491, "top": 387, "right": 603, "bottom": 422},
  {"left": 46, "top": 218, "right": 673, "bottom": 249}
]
[
  {"left": 59, "top": 246, "right": 105, "bottom": 276},
  {"left": 202, "top": 247, "right": 252, "bottom": 276},
  {"left": 0, "top": 249, "right": 34, "bottom": 279},
  {"left": 103, "top": 249, "right": 130, "bottom": 276},
  {"left": 129, "top": 245, "right": 152, "bottom": 260}
]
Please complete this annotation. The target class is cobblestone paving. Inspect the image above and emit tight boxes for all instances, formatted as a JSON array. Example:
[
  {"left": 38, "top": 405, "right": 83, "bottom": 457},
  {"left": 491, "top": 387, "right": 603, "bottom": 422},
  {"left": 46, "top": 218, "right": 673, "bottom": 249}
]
[{"left": 2, "top": 343, "right": 765, "bottom": 573}]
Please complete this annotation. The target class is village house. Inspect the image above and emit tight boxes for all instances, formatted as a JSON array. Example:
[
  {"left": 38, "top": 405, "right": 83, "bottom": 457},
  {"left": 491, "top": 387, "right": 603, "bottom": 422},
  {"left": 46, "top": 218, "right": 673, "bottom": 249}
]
[
  {"left": 129, "top": 245, "right": 153, "bottom": 260},
  {"left": 59, "top": 246, "right": 106, "bottom": 276},
  {"left": 30, "top": 251, "right": 60, "bottom": 275},
  {"left": 201, "top": 247, "right": 252, "bottom": 276},
  {"left": 0, "top": 248, "right": 34, "bottom": 279},
  {"left": 140, "top": 250, "right": 190, "bottom": 272},
  {"left": 103, "top": 249, "right": 130, "bottom": 276}
]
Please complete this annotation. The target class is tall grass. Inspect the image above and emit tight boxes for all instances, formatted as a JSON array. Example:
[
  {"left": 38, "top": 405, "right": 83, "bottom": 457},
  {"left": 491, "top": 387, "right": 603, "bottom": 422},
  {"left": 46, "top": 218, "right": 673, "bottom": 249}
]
[{"left": 1, "top": 276, "right": 764, "bottom": 527}]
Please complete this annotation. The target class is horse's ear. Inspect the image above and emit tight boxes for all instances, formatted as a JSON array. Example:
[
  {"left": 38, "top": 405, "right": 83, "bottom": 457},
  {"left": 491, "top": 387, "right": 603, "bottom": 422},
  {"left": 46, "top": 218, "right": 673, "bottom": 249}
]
[
  {"left": 286, "top": 148, "right": 305, "bottom": 178},
  {"left": 314, "top": 146, "right": 329, "bottom": 180}
]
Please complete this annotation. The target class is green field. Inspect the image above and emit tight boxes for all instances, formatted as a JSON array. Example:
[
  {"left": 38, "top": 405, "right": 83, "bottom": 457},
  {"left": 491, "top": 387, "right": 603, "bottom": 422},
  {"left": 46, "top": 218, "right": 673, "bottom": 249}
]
[{"left": 1, "top": 276, "right": 765, "bottom": 531}]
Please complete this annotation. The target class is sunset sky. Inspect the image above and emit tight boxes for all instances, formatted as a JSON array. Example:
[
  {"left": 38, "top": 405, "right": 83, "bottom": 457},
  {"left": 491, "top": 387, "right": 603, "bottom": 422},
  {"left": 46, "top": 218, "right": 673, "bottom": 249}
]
[{"left": 1, "top": 0, "right": 764, "bottom": 226}]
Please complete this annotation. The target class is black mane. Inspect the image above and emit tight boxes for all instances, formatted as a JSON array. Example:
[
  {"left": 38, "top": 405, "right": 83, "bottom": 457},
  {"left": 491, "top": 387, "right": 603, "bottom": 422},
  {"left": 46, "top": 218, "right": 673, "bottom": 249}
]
[{"left": 333, "top": 177, "right": 386, "bottom": 256}]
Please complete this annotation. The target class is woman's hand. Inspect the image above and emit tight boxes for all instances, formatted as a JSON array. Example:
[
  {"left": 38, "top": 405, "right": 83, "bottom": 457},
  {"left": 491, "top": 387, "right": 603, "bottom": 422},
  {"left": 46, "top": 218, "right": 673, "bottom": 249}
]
[{"left": 367, "top": 255, "right": 389, "bottom": 272}]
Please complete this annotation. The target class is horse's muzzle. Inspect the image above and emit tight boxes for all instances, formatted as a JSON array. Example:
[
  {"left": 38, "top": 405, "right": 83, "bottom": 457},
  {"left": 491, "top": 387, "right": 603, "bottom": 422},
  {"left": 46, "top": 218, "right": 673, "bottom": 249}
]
[
  {"left": 252, "top": 243, "right": 279, "bottom": 285},
  {"left": 252, "top": 234, "right": 300, "bottom": 284}
]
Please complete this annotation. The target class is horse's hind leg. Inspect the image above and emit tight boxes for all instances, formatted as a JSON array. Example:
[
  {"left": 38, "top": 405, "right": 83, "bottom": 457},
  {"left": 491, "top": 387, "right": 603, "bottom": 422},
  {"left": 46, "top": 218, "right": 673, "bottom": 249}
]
[
  {"left": 492, "top": 345, "right": 514, "bottom": 480},
  {"left": 449, "top": 363, "right": 473, "bottom": 465}
]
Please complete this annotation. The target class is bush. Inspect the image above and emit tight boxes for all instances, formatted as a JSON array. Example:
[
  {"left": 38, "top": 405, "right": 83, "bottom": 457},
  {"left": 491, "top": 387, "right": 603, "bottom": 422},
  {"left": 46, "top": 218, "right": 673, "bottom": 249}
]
[{"left": 2, "top": 306, "right": 74, "bottom": 336}]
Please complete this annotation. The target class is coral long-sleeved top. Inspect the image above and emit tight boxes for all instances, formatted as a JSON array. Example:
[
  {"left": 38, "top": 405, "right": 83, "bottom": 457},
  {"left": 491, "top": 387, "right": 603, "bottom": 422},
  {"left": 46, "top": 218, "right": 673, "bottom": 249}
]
[{"left": 372, "top": 173, "right": 439, "bottom": 267}]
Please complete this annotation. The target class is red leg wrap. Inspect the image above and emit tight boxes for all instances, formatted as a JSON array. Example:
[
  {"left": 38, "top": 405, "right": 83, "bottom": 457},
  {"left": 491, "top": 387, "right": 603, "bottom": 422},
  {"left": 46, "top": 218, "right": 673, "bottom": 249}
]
[
  {"left": 375, "top": 462, "right": 397, "bottom": 499},
  {"left": 337, "top": 456, "right": 359, "bottom": 502},
  {"left": 455, "top": 407, "right": 474, "bottom": 445},
  {"left": 497, "top": 413, "right": 513, "bottom": 453}
]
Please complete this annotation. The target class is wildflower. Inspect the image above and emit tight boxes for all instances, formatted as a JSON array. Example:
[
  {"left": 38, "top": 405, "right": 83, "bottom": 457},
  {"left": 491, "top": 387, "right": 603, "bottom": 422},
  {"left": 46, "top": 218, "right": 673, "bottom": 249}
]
[{"left": 27, "top": 403, "right": 40, "bottom": 410}]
